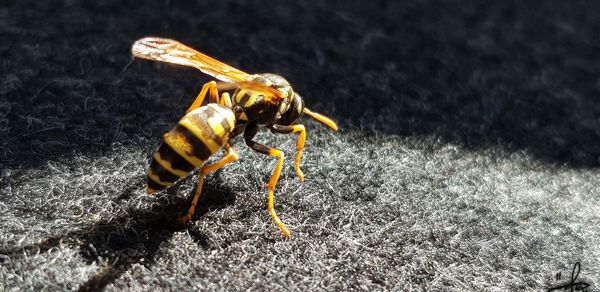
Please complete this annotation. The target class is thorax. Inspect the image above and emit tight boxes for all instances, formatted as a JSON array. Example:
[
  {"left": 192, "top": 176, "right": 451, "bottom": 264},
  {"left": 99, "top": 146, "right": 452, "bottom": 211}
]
[{"left": 232, "top": 89, "right": 287, "bottom": 125}]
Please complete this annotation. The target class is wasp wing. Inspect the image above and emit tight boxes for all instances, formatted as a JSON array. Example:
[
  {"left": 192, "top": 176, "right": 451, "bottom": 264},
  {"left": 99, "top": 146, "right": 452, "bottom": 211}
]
[{"left": 132, "top": 37, "right": 254, "bottom": 83}]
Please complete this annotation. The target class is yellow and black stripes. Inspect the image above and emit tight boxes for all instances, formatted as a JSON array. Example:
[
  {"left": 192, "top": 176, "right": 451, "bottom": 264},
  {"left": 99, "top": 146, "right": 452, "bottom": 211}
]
[
  {"left": 233, "top": 89, "right": 262, "bottom": 123},
  {"left": 170, "top": 124, "right": 214, "bottom": 161},
  {"left": 147, "top": 143, "right": 195, "bottom": 192},
  {"left": 234, "top": 89, "right": 262, "bottom": 108},
  {"left": 147, "top": 103, "right": 236, "bottom": 193},
  {"left": 233, "top": 89, "right": 284, "bottom": 125}
]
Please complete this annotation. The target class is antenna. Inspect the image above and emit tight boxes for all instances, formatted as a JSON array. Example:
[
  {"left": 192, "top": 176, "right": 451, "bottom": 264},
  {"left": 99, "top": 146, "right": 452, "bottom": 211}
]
[{"left": 303, "top": 108, "right": 338, "bottom": 131}]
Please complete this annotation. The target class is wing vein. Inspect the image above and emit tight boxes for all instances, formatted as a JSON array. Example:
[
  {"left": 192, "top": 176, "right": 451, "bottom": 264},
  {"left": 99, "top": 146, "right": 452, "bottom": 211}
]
[{"left": 132, "top": 37, "right": 254, "bottom": 83}]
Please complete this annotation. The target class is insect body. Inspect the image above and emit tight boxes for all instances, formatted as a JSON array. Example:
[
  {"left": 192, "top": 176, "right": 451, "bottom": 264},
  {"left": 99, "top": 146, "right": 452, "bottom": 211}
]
[
  {"left": 146, "top": 103, "right": 235, "bottom": 193},
  {"left": 132, "top": 37, "right": 338, "bottom": 237}
]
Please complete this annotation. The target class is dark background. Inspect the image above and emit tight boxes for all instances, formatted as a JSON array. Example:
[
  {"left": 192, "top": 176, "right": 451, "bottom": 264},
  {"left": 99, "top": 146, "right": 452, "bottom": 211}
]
[{"left": 1, "top": 0, "right": 599, "bottom": 290}]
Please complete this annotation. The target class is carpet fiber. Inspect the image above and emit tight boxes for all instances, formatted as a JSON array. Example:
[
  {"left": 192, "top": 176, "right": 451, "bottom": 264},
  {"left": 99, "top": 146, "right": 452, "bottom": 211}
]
[{"left": 1, "top": 0, "right": 600, "bottom": 290}]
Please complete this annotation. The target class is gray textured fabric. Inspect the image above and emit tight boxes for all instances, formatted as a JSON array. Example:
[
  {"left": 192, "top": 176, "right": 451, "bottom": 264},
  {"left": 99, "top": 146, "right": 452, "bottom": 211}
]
[{"left": 1, "top": 0, "right": 599, "bottom": 291}]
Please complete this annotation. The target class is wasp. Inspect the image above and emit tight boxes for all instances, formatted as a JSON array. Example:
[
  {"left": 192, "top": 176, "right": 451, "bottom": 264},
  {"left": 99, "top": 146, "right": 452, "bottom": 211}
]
[{"left": 131, "top": 37, "right": 338, "bottom": 237}]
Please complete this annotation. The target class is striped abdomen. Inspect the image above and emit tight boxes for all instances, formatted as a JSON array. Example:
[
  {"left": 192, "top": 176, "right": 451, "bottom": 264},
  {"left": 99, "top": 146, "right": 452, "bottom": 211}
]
[{"left": 146, "top": 103, "right": 236, "bottom": 193}]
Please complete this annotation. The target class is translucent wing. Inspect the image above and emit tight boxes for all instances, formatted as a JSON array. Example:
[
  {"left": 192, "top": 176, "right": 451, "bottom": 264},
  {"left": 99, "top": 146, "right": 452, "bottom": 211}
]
[{"left": 132, "top": 37, "right": 254, "bottom": 83}]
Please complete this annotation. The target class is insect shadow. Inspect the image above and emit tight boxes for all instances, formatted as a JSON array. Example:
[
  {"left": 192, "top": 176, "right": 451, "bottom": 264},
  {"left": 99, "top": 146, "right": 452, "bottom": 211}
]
[{"left": 0, "top": 176, "right": 236, "bottom": 291}]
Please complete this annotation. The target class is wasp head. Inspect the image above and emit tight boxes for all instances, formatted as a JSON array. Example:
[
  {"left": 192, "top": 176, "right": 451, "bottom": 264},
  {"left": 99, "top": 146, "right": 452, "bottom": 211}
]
[
  {"left": 252, "top": 73, "right": 300, "bottom": 125},
  {"left": 254, "top": 73, "right": 294, "bottom": 100},
  {"left": 277, "top": 93, "right": 304, "bottom": 125}
]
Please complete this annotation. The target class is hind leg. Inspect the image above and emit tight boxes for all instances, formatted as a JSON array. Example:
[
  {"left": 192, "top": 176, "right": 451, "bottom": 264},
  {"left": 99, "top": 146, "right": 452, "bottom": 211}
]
[
  {"left": 179, "top": 145, "right": 239, "bottom": 224},
  {"left": 185, "top": 81, "right": 220, "bottom": 114}
]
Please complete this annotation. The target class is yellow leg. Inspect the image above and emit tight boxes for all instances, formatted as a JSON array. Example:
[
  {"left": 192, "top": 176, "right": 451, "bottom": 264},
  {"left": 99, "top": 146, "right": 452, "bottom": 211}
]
[
  {"left": 266, "top": 148, "right": 290, "bottom": 237},
  {"left": 271, "top": 124, "right": 306, "bottom": 182},
  {"left": 244, "top": 125, "right": 291, "bottom": 237},
  {"left": 178, "top": 145, "right": 239, "bottom": 224},
  {"left": 185, "top": 81, "right": 220, "bottom": 114},
  {"left": 220, "top": 92, "right": 232, "bottom": 108},
  {"left": 290, "top": 125, "right": 306, "bottom": 182}
]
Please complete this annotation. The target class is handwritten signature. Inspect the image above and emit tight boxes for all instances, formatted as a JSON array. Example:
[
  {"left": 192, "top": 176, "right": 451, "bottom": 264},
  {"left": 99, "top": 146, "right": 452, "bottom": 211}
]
[{"left": 547, "top": 262, "right": 591, "bottom": 292}]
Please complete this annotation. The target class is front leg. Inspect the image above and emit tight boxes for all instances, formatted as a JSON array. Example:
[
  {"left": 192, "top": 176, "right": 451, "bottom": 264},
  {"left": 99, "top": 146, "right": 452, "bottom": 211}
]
[
  {"left": 270, "top": 124, "right": 306, "bottom": 182},
  {"left": 244, "top": 124, "right": 291, "bottom": 237}
]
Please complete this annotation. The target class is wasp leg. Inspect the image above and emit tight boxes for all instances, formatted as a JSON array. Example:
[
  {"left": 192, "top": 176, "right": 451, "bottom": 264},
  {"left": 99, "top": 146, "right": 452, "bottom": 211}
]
[
  {"left": 220, "top": 92, "right": 232, "bottom": 108},
  {"left": 244, "top": 124, "right": 291, "bottom": 237},
  {"left": 270, "top": 124, "right": 306, "bottom": 182},
  {"left": 185, "top": 81, "right": 220, "bottom": 114},
  {"left": 178, "top": 145, "right": 239, "bottom": 225}
]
